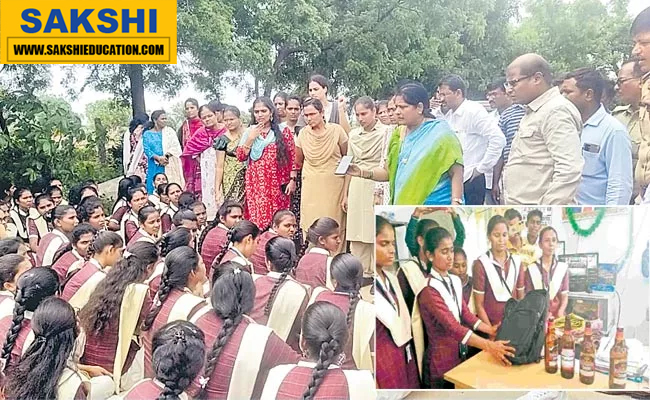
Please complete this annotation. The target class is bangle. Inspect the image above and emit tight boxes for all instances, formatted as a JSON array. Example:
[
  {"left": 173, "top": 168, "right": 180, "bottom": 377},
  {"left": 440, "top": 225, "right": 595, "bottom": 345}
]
[
  {"left": 369, "top": 170, "right": 374, "bottom": 180},
  {"left": 452, "top": 197, "right": 464, "bottom": 205}
]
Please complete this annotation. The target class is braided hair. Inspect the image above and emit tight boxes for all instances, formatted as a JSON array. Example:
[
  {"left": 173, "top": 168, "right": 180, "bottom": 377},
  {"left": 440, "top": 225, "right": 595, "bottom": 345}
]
[
  {"left": 330, "top": 253, "right": 363, "bottom": 329},
  {"left": 264, "top": 236, "right": 297, "bottom": 316},
  {"left": 1, "top": 267, "right": 60, "bottom": 370},
  {"left": 212, "top": 220, "right": 260, "bottom": 270},
  {"left": 197, "top": 201, "right": 243, "bottom": 255},
  {"left": 300, "top": 302, "right": 348, "bottom": 400},
  {"left": 414, "top": 218, "right": 439, "bottom": 261},
  {"left": 300, "top": 217, "right": 340, "bottom": 259},
  {"left": 6, "top": 297, "right": 78, "bottom": 400},
  {"left": 424, "top": 227, "right": 453, "bottom": 274},
  {"left": 178, "top": 192, "right": 197, "bottom": 211},
  {"left": 0, "top": 254, "right": 28, "bottom": 291},
  {"left": 45, "top": 205, "right": 76, "bottom": 229},
  {"left": 153, "top": 321, "right": 206, "bottom": 400},
  {"left": 79, "top": 242, "right": 159, "bottom": 335},
  {"left": 159, "top": 227, "right": 193, "bottom": 257},
  {"left": 198, "top": 262, "right": 255, "bottom": 400},
  {"left": 51, "top": 223, "right": 97, "bottom": 265},
  {"left": 87, "top": 231, "right": 123, "bottom": 260},
  {"left": 143, "top": 246, "right": 200, "bottom": 331}
]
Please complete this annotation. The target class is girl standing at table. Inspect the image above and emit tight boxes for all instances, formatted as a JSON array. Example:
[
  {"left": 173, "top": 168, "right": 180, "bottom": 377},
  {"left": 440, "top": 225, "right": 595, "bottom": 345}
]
[
  {"left": 472, "top": 215, "right": 521, "bottom": 328},
  {"left": 375, "top": 215, "right": 420, "bottom": 389},
  {"left": 418, "top": 227, "right": 514, "bottom": 388},
  {"left": 516, "top": 226, "right": 569, "bottom": 319}
]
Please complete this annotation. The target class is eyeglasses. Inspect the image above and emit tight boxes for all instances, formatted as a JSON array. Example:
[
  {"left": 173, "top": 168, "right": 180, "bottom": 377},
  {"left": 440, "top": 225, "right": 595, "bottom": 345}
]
[
  {"left": 616, "top": 77, "right": 638, "bottom": 85},
  {"left": 505, "top": 75, "right": 532, "bottom": 89}
]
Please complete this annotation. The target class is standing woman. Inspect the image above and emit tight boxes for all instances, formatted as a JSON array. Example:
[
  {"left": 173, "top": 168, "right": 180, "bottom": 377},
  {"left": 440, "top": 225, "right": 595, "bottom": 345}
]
[
  {"left": 0, "top": 267, "right": 59, "bottom": 370},
  {"left": 516, "top": 226, "right": 569, "bottom": 319},
  {"left": 343, "top": 97, "right": 386, "bottom": 274},
  {"left": 123, "top": 321, "right": 205, "bottom": 400},
  {"left": 307, "top": 74, "right": 352, "bottom": 133},
  {"left": 417, "top": 227, "right": 514, "bottom": 388},
  {"left": 261, "top": 302, "right": 375, "bottom": 400},
  {"left": 27, "top": 193, "right": 55, "bottom": 252},
  {"left": 285, "top": 96, "right": 305, "bottom": 248},
  {"left": 51, "top": 223, "right": 96, "bottom": 283},
  {"left": 377, "top": 100, "right": 392, "bottom": 125},
  {"left": 9, "top": 187, "right": 37, "bottom": 243},
  {"left": 141, "top": 246, "right": 208, "bottom": 378},
  {"left": 177, "top": 98, "right": 204, "bottom": 149},
  {"left": 250, "top": 210, "right": 297, "bottom": 275},
  {"left": 188, "top": 262, "right": 299, "bottom": 399},
  {"left": 375, "top": 215, "right": 420, "bottom": 389},
  {"left": 472, "top": 215, "right": 521, "bottom": 328},
  {"left": 347, "top": 83, "right": 464, "bottom": 205},
  {"left": 6, "top": 297, "right": 90, "bottom": 400},
  {"left": 236, "top": 97, "right": 297, "bottom": 229},
  {"left": 273, "top": 92, "right": 289, "bottom": 124},
  {"left": 214, "top": 106, "right": 247, "bottom": 206},
  {"left": 296, "top": 98, "right": 348, "bottom": 252},
  {"left": 124, "top": 113, "right": 150, "bottom": 182},
  {"left": 308, "top": 253, "right": 374, "bottom": 372},
  {"left": 128, "top": 206, "right": 162, "bottom": 249},
  {"left": 143, "top": 110, "right": 170, "bottom": 195},
  {"left": 37, "top": 205, "right": 78, "bottom": 267},
  {"left": 181, "top": 103, "right": 227, "bottom": 219},
  {"left": 79, "top": 241, "right": 159, "bottom": 395},
  {"left": 249, "top": 237, "right": 309, "bottom": 352}
]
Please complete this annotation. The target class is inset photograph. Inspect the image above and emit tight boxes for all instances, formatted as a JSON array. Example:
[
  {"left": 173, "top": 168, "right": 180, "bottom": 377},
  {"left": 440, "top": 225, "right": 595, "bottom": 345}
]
[{"left": 375, "top": 206, "right": 649, "bottom": 390}]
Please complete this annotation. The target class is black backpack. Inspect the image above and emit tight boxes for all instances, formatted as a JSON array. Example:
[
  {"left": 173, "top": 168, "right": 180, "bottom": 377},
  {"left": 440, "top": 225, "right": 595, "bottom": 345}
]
[{"left": 495, "top": 289, "right": 549, "bottom": 365}]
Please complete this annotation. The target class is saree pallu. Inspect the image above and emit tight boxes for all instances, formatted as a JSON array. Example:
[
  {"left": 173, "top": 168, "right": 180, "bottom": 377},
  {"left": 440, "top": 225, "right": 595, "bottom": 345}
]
[
  {"left": 387, "top": 120, "right": 463, "bottom": 205},
  {"left": 181, "top": 126, "right": 226, "bottom": 197}
]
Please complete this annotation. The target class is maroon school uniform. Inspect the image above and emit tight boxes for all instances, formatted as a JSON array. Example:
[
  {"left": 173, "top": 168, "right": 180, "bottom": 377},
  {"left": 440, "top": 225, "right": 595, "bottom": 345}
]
[
  {"left": 123, "top": 379, "right": 165, "bottom": 399},
  {"left": 200, "top": 224, "right": 229, "bottom": 269},
  {"left": 217, "top": 249, "right": 253, "bottom": 275},
  {"left": 160, "top": 205, "right": 178, "bottom": 234},
  {"left": 294, "top": 249, "right": 329, "bottom": 289},
  {"left": 81, "top": 292, "right": 153, "bottom": 374},
  {"left": 375, "top": 276, "right": 419, "bottom": 389},
  {"left": 517, "top": 259, "right": 569, "bottom": 319},
  {"left": 272, "top": 363, "right": 353, "bottom": 399},
  {"left": 462, "top": 276, "right": 473, "bottom": 306},
  {"left": 418, "top": 274, "right": 480, "bottom": 388},
  {"left": 142, "top": 289, "right": 207, "bottom": 378},
  {"left": 188, "top": 314, "right": 300, "bottom": 399},
  {"left": 249, "top": 273, "right": 308, "bottom": 352},
  {"left": 124, "top": 220, "right": 139, "bottom": 245},
  {"left": 312, "top": 289, "right": 370, "bottom": 370},
  {"left": 60, "top": 260, "right": 104, "bottom": 302},
  {"left": 250, "top": 231, "right": 277, "bottom": 276},
  {"left": 0, "top": 315, "right": 33, "bottom": 369},
  {"left": 472, "top": 252, "right": 519, "bottom": 326},
  {"left": 36, "top": 230, "right": 69, "bottom": 267},
  {"left": 27, "top": 217, "right": 48, "bottom": 244},
  {"left": 110, "top": 205, "right": 129, "bottom": 227},
  {"left": 52, "top": 249, "right": 84, "bottom": 283}
]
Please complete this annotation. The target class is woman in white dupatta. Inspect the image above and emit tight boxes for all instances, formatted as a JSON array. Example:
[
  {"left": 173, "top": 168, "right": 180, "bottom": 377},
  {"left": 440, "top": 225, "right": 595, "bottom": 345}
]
[{"left": 125, "top": 113, "right": 150, "bottom": 181}]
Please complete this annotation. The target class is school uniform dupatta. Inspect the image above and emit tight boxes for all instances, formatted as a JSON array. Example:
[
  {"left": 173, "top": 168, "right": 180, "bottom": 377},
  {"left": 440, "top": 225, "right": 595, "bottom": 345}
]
[{"left": 387, "top": 120, "right": 463, "bottom": 205}]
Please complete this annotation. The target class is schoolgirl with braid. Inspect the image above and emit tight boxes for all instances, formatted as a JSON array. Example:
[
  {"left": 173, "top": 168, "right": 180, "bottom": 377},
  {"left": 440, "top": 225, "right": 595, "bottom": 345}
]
[
  {"left": 141, "top": 246, "right": 208, "bottom": 378},
  {"left": 36, "top": 205, "right": 78, "bottom": 267},
  {"left": 0, "top": 267, "right": 59, "bottom": 371},
  {"left": 294, "top": 217, "right": 341, "bottom": 290},
  {"left": 198, "top": 200, "right": 243, "bottom": 268},
  {"left": 250, "top": 209, "right": 297, "bottom": 275},
  {"left": 127, "top": 205, "right": 162, "bottom": 250},
  {"left": 211, "top": 219, "right": 259, "bottom": 278},
  {"left": 147, "top": 227, "right": 194, "bottom": 295},
  {"left": 6, "top": 297, "right": 91, "bottom": 400},
  {"left": 250, "top": 236, "right": 308, "bottom": 352},
  {"left": 124, "top": 321, "right": 205, "bottom": 400},
  {"left": 188, "top": 261, "right": 299, "bottom": 399},
  {"left": 79, "top": 242, "right": 159, "bottom": 395},
  {"left": 0, "top": 254, "right": 31, "bottom": 318},
  {"left": 260, "top": 302, "right": 376, "bottom": 400},
  {"left": 61, "top": 231, "right": 123, "bottom": 310},
  {"left": 51, "top": 223, "right": 96, "bottom": 283},
  {"left": 308, "top": 253, "right": 375, "bottom": 371}
]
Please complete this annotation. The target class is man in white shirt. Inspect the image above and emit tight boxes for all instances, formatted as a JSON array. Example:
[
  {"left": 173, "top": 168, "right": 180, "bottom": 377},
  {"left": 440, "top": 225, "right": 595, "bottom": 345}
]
[{"left": 434, "top": 74, "right": 506, "bottom": 205}]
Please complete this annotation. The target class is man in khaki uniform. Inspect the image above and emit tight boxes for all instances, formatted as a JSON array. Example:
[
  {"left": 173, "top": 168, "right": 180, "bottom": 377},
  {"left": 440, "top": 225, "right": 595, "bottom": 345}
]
[
  {"left": 612, "top": 59, "right": 643, "bottom": 203},
  {"left": 503, "top": 53, "right": 584, "bottom": 205},
  {"left": 631, "top": 6, "right": 650, "bottom": 203}
]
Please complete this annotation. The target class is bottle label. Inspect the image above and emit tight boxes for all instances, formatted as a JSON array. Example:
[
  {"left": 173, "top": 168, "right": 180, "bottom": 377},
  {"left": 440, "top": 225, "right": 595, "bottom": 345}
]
[
  {"left": 612, "top": 359, "right": 627, "bottom": 384},
  {"left": 581, "top": 354, "right": 595, "bottom": 377},
  {"left": 547, "top": 347, "right": 557, "bottom": 367},
  {"left": 561, "top": 349, "right": 575, "bottom": 371}
]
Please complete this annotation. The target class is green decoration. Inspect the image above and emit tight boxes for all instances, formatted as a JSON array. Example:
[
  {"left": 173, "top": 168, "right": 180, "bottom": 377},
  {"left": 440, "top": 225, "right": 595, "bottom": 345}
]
[{"left": 566, "top": 208, "right": 606, "bottom": 237}]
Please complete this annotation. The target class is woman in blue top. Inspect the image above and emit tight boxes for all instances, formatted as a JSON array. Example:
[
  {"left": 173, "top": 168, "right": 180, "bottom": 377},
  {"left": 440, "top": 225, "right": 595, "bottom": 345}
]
[{"left": 143, "top": 110, "right": 169, "bottom": 194}]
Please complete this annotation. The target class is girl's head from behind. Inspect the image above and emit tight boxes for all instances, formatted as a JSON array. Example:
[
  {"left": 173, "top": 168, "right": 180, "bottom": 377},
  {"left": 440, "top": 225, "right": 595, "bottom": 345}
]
[
  {"left": 375, "top": 216, "right": 395, "bottom": 269},
  {"left": 271, "top": 210, "right": 296, "bottom": 238},
  {"left": 160, "top": 227, "right": 193, "bottom": 257},
  {"left": 264, "top": 236, "right": 296, "bottom": 273},
  {"left": 424, "top": 227, "right": 454, "bottom": 273},
  {"left": 152, "top": 321, "right": 206, "bottom": 399},
  {"left": 165, "top": 246, "right": 206, "bottom": 295},
  {"left": 330, "top": 253, "right": 362, "bottom": 292},
  {"left": 306, "top": 217, "right": 340, "bottom": 253},
  {"left": 415, "top": 218, "right": 439, "bottom": 256},
  {"left": 90, "top": 231, "right": 124, "bottom": 266},
  {"left": 211, "top": 262, "right": 255, "bottom": 317},
  {"left": 15, "top": 267, "right": 60, "bottom": 312},
  {"left": 229, "top": 220, "right": 260, "bottom": 258},
  {"left": 0, "top": 254, "right": 31, "bottom": 294}
]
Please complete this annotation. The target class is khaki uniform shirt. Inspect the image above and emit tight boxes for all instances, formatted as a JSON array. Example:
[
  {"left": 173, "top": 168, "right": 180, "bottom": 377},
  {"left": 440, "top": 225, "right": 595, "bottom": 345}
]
[
  {"left": 635, "top": 72, "right": 650, "bottom": 193},
  {"left": 503, "top": 87, "right": 584, "bottom": 205},
  {"left": 613, "top": 104, "right": 641, "bottom": 199}
]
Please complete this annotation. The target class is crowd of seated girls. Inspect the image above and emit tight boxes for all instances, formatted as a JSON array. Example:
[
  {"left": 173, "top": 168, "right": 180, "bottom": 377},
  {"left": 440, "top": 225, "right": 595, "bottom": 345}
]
[{"left": 0, "top": 173, "right": 376, "bottom": 399}]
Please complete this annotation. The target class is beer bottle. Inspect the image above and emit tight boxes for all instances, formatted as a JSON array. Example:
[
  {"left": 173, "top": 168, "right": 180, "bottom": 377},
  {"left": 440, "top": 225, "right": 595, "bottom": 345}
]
[
  {"left": 560, "top": 315, "right": 575, "bottom": 379},
  {"left": 609, "top": 327, "right": 628, "bottom": 389},
  {"left": 580, "top": 321, "right": 595, "bottom": 384},
  {"left": 545, "top": 317, "right": 558, "bottom": 373}
]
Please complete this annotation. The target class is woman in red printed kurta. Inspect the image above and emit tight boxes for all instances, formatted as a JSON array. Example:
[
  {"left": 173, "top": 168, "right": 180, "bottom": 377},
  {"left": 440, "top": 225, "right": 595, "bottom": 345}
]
[
  {"left": 516, "top": 226, "right": 569, "bottom": 319},
  {"left": 419, "top": 227, "right": 514, "bottom": 388},
  {"left": 250, "top": 210, "right": 297, "bottom": 275},
  {"left": 188, "top": 262, "right": 299, "bottom": 400},
  {"left": 261, "top": 302, "right": 375, "bottom": 400},
  {"left": 236, "top": 97, "right": 297, "bottom": 229}
]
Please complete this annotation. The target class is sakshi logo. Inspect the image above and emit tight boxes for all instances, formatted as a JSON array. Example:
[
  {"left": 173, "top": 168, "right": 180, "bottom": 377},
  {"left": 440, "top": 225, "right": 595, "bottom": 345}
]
[{"left": 1, "top": 0, "right": 177, "bottom": 64}]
